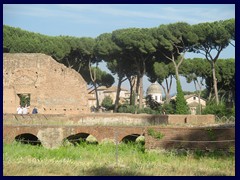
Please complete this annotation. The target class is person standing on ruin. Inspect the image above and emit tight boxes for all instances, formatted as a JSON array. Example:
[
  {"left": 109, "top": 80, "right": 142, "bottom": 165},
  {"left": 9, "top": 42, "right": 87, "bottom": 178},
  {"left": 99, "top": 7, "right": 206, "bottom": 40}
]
[
  {"left": 17, "top": 105, "right": 21, "bottom": 114},
  {"left": 17, "top": 105, "right": 23, "bottom": 114},
  {"left": 32, "top": 106, "right": 38, "bottom": 114},
  {"left": 22, "top": 105, "right": 28, "bottom": 114}
]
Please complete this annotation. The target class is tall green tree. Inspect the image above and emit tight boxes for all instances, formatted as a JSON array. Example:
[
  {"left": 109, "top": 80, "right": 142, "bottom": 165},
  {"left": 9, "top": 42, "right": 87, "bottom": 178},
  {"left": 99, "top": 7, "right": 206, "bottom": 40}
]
[
  {"left": 175, "top": 80, "right": 189, "bottom": 114},
  {"left": 152, "top": 22, "right": 197, "bottom": 81},
  {"left": 181, "top": 58, "right": 210, "bottom": 114},
  {"left": 192, "top": 19, "right": 234, "bottom": 104},
  {"left": 94, "top": 33, "right": 127, "bottom": 111},
  {"left": 215, "top": 59, "right": 235, "bottom": 105},
  {"left": 112, "top": 28, "right": 156, "bottom": 109}
]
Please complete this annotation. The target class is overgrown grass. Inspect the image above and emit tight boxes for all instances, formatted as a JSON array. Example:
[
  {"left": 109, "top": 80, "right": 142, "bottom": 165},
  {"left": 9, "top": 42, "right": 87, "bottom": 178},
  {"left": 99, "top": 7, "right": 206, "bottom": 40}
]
[{"left": 3, "top": 142, "right": 235, "bottom": 176}]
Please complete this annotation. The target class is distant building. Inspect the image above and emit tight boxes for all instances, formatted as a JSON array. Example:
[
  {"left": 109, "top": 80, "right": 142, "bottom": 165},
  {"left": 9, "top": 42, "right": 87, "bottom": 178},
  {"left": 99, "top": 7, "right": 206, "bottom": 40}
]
[
  {"left": 146, "top": 82, "right": 163, "bottom": 104},
  {"left": 88, "top": 86, "right": 130, "bottom": 108},
  {"left": 171, "top": 94, "right": 206, "bottom": 115},
  {"left": 185, "top": 95, "right": 206, "bottom": 115}
]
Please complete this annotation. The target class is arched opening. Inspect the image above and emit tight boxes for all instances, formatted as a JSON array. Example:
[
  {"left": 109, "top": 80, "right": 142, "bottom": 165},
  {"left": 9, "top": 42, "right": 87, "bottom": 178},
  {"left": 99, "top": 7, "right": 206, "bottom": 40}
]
[
  {"left": 121, "top": 134, "right": 144, "bottom": 144},
  {"left": 65, "top": 133, "right": 98, "bottom": 145},
  {"left": 15, "top": 133, "right": 41, "bottom": 146}
]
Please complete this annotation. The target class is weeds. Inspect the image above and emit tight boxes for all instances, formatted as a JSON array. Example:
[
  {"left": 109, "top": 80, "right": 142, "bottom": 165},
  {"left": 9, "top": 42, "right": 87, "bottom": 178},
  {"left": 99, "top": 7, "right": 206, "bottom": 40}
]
[{"left": 3, "top": 142, "right": 235, "bottom": 176}]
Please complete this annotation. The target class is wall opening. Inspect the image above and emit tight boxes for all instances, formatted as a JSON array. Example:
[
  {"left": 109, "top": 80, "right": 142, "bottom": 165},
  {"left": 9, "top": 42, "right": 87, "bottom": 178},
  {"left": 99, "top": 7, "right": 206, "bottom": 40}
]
[
  {"left": 121, "top": 134, "right": 142, "bottom": 143},
  {"left": 17, "top": 93, "right": 30, "bottom": 107},
  {"left": 65, "top": 133, "right": 98, "bottom": 145},
  {"left": 15, "top": 133, "right": 41, "bottom": 146}
]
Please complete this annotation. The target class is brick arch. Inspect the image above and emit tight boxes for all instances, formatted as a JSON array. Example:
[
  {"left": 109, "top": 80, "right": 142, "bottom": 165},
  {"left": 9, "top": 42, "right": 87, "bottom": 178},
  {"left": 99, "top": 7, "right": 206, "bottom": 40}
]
[
  {"left": 15, "top": 133, "right": 41, "bottom": 145},
  {"left": 64, "top": 132, "right": 98, "bottom": 145},
  {"left": 114, "top": 127, "right": 145, "bottom": 143},
  {"left": 3, "top": 126, "right": 40, "bottom": 143},
  {"left": 63, "top": 127, "right": 100, "bottom": 143},
  {"left": 121, "top": 133, "right": 142, "bottom": 143}
]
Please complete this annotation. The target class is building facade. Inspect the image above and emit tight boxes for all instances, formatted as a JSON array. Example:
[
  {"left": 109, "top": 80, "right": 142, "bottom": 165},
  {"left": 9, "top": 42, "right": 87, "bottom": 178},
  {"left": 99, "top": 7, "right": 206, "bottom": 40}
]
[{"left": 88, "top": 86, "right": 130, "bottom": 108}]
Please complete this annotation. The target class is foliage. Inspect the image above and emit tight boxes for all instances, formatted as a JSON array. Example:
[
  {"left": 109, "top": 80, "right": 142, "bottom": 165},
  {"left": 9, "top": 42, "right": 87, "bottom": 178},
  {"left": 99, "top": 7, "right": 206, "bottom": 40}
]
[
  {"left": 162, "top": 101, "right": 176, "bottom": 114},
  {"left": 18, "top": 94, "right": 30, "bottom": 107},
  {"left": 117, "top": 104, "right": 163, "bottom": 115},
  {"left": 175, "top": 80, "right": 189, "bottom": 114},
  {"left": 202, "top": 102, "right": 235, "bottom": 118},
  {"left": 117, "top": 105, "right": 138, "bottom": 114},
  {"left": 101, "top": 96, "right": 114, "bottom": 110},
  {"left": 147, "top": 128, "right": 165, "bottom": 140},
  {"left": 112, "top": 27, "right": 157, "bottom": 108},
  {"left": 145, "top": 95, "right": 162, "bottom": 111},
  {"left": 4, "top": 20, "right": 235, "bottom": 108},
  {"left": 191, "top": 19, "right": 235, "bottom": 104}
]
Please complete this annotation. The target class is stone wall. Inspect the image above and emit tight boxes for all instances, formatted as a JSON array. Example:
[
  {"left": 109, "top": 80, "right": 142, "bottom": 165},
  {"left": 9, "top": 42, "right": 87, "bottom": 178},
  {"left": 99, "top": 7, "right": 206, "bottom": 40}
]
[
  {"left": 3, "top": 113, "right": 215, "bottom": 126},
  {"left": 3, "top": 124, "right": 234, "bottom": 150},
  {"left": 145, "top": 126, "right": 235, "bottom": 150},
  {"left": 3, "top": 53, "right": 89, "bottom": 114},
  {"left": 167, "top": 115, "right": 215, "bottom": 124}
]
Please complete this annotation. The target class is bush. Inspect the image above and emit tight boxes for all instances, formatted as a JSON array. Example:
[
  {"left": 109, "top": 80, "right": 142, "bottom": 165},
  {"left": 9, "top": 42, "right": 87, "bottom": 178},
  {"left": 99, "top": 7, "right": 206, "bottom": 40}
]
[
  {"left": 162, "top": 101, "right": 175, "bottom": 114},
  {"left": 117, "top": 105, "right": 137, "bottom": 113},
  {"left": 101, "top": 96, "right": 114, "bottom": 110},
  {"left": 202, "top": 102, "right": 235, "bottom": 118}
]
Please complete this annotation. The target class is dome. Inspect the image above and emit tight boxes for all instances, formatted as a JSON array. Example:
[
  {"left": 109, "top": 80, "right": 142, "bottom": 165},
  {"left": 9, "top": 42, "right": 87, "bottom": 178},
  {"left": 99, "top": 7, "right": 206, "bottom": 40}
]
[{"left": 146, "top": 82, "right": 162, "bottom": 95}]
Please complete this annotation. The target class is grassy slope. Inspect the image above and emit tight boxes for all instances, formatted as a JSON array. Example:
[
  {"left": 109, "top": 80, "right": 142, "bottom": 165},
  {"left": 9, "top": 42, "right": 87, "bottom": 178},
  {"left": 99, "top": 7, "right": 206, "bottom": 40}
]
[{"left": 3, "top": 142, "right": 235, "bottom": 176}]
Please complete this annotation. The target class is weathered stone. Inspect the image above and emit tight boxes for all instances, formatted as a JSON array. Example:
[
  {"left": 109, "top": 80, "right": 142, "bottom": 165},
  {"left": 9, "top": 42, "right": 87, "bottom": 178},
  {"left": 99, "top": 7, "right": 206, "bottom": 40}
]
[{"left": 3, "top": 53, "right": 89, "bottom": 114}]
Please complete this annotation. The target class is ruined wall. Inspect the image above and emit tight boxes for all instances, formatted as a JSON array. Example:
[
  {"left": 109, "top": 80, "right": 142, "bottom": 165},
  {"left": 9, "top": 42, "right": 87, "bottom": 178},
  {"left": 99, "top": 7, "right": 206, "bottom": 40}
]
[
  {"left": 3, "top": 113, "right": 215, "bottom": 126},
  {"left": 145, "top": 126, "right": 235, "bottom": 150},
  {"left": 3, "top": 124, "right": 234, "bottom": 150},
  {"left": 3, "top": 53, "right": 89, "bottom": 114}
]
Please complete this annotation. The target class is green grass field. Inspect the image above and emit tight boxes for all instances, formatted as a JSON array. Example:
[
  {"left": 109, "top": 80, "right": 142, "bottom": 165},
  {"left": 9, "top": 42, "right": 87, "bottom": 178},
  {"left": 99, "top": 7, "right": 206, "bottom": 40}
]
[{"left": 3, "top": 142, "right": 235, "bottom": 176}]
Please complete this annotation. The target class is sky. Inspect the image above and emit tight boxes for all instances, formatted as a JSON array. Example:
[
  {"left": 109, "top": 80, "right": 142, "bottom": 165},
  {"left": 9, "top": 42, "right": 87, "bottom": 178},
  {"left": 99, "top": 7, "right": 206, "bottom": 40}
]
[{"left": 3, "top": 4, "right": 235, "bottom": 96}]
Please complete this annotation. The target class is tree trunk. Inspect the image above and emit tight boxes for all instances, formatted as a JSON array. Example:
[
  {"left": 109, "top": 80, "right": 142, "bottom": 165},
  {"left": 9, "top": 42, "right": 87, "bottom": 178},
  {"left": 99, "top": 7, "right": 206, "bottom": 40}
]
[
  {"left": 93, "top": 82, "right": 100, "bottom": 109},
  {"left": 135, "top": 74, "right": 140, "bottom": 108},
  {"left": 89, "top": 60, "right": 99, "bottom": 109},
  {"left": 127, "top": 76, "right": 136, "bottom": 105},
  {"left": 193, "top": 80, "right": 202, "bottom": 114},
  {"left": 114, "top": 76, "right": 123, "bottom": 112},
  {"left": 139, "top": 75, "right": 144, "bottom": 109},
  {"left": 211, "top": 61, "right": 219, "bottom": 105}
]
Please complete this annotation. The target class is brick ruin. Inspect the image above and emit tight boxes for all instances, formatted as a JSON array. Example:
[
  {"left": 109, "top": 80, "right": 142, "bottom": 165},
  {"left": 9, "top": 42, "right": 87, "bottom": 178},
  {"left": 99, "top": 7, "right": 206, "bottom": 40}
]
[{"left": 3, "top": 53, "right": 89, "bottom": 114}]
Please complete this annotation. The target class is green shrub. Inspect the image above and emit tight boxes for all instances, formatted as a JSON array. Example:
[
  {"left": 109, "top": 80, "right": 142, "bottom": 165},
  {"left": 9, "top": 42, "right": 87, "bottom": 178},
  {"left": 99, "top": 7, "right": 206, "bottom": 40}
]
[
  {"left": 147, "top": 128, "right": 165, "bottom": 140},
  {"left": 202, "top": 102, "right": 235, "bottom": 118},
  {"left": 101, "top": 96, "right": 114, "bottom": 110},
  {"left": 175, "top": 80, "right": 189, "bottom": 114},
  {"left": 117, "top": 105, "right": 138, "bottom": 113}
]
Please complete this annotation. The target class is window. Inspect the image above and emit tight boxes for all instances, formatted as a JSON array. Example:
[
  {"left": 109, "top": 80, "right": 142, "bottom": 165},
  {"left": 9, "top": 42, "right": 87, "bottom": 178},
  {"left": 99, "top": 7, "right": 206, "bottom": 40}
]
[
  {"left": 17, "top": 94, "right": 30, "bottom": 107},
  {"left": 155, "top": 96, "right": 158, "bottom": 101},
  {"left": 193, "top": 96, "right": 196, "bottom": 100}
]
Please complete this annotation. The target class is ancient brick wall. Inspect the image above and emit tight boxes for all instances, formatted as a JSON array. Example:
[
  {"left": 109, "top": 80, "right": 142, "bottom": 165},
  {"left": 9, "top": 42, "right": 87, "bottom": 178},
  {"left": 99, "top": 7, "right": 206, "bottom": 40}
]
[
  {"left": 167, "top": 115, "right": 215, "bottom": 124},
  {"left": 3, "top": 124, "right": 234, "bottom": 150},
  {"left": 3, "top": 113, "right": 215, "bottom": 126},
  {"left": 3, "top": 53, "right": 89, "bottom": 114},
  {"left": 145, "top": 126, "right": 235, "bottom": 150}
]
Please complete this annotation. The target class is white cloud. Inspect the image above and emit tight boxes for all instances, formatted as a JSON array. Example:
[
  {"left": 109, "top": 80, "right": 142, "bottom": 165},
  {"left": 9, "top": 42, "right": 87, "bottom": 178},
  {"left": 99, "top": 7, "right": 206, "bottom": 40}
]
[
  {"left": 4, "top": 4, "right": 235, "bottom": 26},
  {"left": 57, "top": 4, "right": 235, "bottom": 24}
]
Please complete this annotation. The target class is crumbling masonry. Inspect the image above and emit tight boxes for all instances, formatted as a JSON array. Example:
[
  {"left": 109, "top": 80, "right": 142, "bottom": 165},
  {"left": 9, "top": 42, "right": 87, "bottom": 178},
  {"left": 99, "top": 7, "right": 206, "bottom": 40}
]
[{"left": 3, "top": 53, "right": 89, "bottom": 114}]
